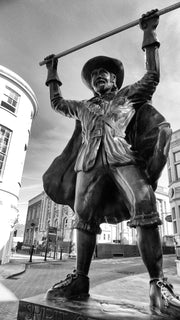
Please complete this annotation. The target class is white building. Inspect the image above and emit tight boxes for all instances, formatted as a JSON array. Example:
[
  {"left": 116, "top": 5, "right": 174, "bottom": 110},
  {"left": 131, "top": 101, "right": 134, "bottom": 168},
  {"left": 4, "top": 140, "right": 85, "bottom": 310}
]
[{"left": 0, "top": 65, "right": 38, "bottom": 264}]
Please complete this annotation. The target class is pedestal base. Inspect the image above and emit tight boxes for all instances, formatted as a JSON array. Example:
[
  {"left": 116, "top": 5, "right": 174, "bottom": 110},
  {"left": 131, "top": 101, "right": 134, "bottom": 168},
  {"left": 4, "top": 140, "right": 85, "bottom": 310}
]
[{"left": 17, "top": 293, "right": 164, "bottom": 320}]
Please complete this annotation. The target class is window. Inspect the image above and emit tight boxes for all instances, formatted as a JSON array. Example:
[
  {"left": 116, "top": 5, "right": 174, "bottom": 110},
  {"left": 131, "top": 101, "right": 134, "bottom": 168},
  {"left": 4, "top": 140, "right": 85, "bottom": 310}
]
[
  {"left": 175, "top": 164, "right": 180, "bottom": 180},
  {"left": 27, "top": 209, "right": 32, "bottom": 221},
  {"left": 55, "top": 219, "right": 58, "bottom": 228},
  {"left": 174, "top": 151, "right": 180, "bottom": 180},
  {"left": 13, "top": 230, "right": 17, "bottom": 237},
  {"left": 173, "top": 221, "right": 177, "bottom": 234},
  {"left": 32, "top": 208, "right": 35, "bottom": 220},
  {"left": 174, "top": 151, "right": 180, "bottom": 162},
  {"left": 0, "top": 125, "right": 12, "bottom": 176},
  {"left": 172, "top": 207, "right": 176, "bottom": 220},
  {"left": 172, "top": 207, "right": 177, "bottom": 234},
  {"left": 168, "top": 168, "right": 172, "bottom": 183},
  {"left": 64, "top": 218, "right": 68, "bottom": 228},
  {"left": 1, "top": 86, "right": 20, "bottom": 114}
]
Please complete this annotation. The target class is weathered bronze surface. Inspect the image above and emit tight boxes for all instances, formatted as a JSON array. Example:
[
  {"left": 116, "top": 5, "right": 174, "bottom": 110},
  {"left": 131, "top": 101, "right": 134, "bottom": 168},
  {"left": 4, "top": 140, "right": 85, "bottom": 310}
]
[
  {"left": 17, "top": 294, "right": 164, "bottom": 320},
  {"left": 41, "top": 9, "right": 180, "bottom": 319}
]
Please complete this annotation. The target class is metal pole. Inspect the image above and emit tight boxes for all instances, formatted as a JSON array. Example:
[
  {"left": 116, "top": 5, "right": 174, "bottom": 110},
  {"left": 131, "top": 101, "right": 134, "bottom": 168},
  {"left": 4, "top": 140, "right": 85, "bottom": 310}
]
[
  {"left": 39, "top": 2, "right": 180, "bottom": 66},
  {"left": 44, "top": 238, "right": 48, "bottom": 261},
  {"left": 44, "top": 227, "right": 49, "bottom": 261}
]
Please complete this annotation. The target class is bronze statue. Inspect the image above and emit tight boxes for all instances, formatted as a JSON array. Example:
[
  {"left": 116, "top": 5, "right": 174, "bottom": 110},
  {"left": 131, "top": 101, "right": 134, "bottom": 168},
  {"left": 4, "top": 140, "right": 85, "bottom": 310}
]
[{"left": 43, "top": 10, "right": 180, "bottom": 317}]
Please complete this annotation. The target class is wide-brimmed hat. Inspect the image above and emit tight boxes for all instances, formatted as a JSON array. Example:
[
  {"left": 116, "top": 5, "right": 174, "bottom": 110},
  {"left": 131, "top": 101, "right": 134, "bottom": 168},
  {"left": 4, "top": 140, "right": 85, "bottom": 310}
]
[{"left": 81, "top": 56, "right": 124, "bottom": 90}]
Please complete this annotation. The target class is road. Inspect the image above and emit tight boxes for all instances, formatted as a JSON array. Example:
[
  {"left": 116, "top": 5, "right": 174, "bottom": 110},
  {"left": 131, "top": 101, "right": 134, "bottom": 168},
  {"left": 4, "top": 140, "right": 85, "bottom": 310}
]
[{"left": 0, "top": 254, "right": 176, "bottom": 320}]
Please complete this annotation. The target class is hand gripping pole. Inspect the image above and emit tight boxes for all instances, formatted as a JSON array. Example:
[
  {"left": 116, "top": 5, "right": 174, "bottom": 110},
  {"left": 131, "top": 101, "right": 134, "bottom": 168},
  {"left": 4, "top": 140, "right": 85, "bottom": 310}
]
[{"left": 39, "top": 2, "right": 180, "bottom": 66}]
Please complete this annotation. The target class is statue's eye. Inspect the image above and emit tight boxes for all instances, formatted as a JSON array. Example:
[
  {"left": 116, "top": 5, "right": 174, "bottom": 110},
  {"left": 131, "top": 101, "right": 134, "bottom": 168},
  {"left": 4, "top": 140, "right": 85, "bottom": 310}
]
[{"left": 91, "top": 70, "right": 98, "bottom": 78}]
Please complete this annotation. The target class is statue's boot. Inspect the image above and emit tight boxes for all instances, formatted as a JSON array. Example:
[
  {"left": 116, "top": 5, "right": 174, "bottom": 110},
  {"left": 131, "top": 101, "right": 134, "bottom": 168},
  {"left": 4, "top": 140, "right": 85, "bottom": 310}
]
[
  {"left": 150, "top": 278, "right": 180, "bottom": 318},
  {"left": 46, "top": 269, "right": 89, "bottom": 300},
  {"left": 46, "top": 230, "right": 96, "bottom": 300}
]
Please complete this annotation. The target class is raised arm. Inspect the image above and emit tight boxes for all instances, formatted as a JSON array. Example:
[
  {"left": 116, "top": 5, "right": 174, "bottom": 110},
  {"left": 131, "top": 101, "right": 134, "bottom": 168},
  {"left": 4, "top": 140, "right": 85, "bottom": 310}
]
[
  {"left": 141, "top": 9, "right": 160, "bottom": 78},
  {"left": 120, "top": 10, "right": 160, "bottom": 104},
  {"left": 44, "top": 55, "right": 82, "bottom": 119}
]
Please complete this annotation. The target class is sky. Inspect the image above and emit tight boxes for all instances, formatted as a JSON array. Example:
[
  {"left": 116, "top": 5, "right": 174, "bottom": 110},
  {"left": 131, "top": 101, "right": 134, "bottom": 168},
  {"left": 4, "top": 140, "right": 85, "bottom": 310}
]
[{"left": 0, "top": 0, "right": 180, "bottom": 223}]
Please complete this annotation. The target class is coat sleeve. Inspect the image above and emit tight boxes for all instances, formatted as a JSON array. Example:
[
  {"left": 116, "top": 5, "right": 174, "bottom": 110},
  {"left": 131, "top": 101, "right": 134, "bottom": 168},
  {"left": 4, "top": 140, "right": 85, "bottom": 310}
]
[
  {"left": 51, "top": 93, "right": 84, "bottom": 120},
  {"left": 119, "top": 45, "right": 159, "bottom": 107}
]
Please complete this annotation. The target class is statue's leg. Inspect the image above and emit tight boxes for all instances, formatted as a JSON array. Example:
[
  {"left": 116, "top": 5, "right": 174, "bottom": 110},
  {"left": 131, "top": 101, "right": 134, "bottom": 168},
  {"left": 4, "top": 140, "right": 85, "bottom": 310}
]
[
  {"left": 137, "top": 225, "right": 180, "bottom": 316},
  {"left": 147, "top": 123, "right": 172, "bottom": 190},
  {"left": 112, "top": 165, "right": 180, "bottom": 316},
  {"left": 136, "top": 225, "right": 163, "bottom": 280},
  {"left": 74, "top": 168, "right": 103, "bottom": 275},
  {"left": 46, "top": 168, "right": 103, "bottom": 300},
  {"left": 45, "top": 229, "right": 96, "bottom": 300},
  {"left": 76, "top": 229, "right": 96, "bottom": 276}
]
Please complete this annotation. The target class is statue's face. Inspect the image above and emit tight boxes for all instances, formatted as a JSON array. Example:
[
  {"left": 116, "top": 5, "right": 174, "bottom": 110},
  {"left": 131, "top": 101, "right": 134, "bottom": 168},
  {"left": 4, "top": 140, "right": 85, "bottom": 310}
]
[{"left": 91, "top": 68, "right": 116, "bottom": 95}]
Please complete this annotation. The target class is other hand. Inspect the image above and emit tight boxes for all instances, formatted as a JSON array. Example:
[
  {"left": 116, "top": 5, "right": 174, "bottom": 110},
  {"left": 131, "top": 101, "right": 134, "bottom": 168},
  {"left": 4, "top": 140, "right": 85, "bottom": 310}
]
[
  {"left": 44, "top": 54, "right": 58, "bottom": 71},
  {"left": 139, "top": 9, "right": 159, "bottom": 30}
]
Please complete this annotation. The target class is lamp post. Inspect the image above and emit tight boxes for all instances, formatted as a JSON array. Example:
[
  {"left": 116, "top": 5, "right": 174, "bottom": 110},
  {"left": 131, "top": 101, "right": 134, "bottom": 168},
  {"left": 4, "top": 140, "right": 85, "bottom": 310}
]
[
  {"left": 44, "top": 226, "right": 49, "bottom": 262},
  {"left": 31, "top": 223, "right": 35, "bottom": 245},
  {"left": 44, "top": 238, "right": 49, "bottom": 261}
]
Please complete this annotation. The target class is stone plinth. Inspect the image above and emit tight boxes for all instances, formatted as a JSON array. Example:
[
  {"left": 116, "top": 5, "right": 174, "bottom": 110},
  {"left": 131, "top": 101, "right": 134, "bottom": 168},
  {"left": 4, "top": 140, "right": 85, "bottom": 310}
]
[{"left": 17, "top": 294, "right": 163, "bottom": 320}]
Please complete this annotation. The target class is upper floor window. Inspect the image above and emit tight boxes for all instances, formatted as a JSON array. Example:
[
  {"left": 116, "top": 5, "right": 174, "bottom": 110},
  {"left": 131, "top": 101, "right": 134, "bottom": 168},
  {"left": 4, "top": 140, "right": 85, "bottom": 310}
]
[
  {"left": 0, "top": 125, "right": 12, "bottom": 177},
  {"left": 31, "top": 207, "right": 35, "bottom": 220},
  {"left": 173, "top": 220, "right": 177, "bottom": 234},
  {"left": 172, "top": 207, "right": 176, "bottom": 220},
  {"left": 168, "top": 167, "right": 172, "bottom": 183},
  {"left": 63, "top": 217, "right": 68, "bottom": 229},
  {"left": 172, "top": 207, "right": 177, "bottom": 234},
  {"left": 174, "top": 151, "right": 180, "bottom": 180},
  {"left": 1, "top": 86, "right": 20, "bottom": 114},
  {"left": 178, "top": 205, "right": 180, "bottom": 219},
  {"left": 174, "top": 151, "right": 180, "bottom": 162},
  {"left": 175, "top": 164, "right": 180, "bottom": 180}
]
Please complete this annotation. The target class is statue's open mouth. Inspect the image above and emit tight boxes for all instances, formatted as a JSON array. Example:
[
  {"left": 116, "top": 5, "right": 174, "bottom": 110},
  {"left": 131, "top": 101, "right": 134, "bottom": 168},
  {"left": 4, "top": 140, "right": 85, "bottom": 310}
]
[{"left": 95, "top": 78, "right": 106, "bottom": 86}]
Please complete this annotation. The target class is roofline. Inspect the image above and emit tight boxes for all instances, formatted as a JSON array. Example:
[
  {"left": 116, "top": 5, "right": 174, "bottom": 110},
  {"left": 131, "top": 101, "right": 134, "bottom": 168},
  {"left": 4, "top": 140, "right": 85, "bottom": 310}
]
[{"left": 28, "top": 191, "right": 45, "bottom": 204}]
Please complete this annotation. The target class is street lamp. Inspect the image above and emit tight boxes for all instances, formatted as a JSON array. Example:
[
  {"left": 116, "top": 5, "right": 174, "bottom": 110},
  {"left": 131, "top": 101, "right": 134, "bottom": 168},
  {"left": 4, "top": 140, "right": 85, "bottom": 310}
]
[
  {"left": 44, "top": 225, "right": 49, "bottom": 262},
  {"left": 31, "top": 223, "right": 35, "bottom": 244}
]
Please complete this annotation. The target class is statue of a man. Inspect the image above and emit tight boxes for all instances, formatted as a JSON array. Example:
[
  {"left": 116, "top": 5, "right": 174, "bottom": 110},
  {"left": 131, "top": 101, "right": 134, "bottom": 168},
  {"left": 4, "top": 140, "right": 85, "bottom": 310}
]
[{"left": 44, "top": 10, "right": 180, "bottom": 317}]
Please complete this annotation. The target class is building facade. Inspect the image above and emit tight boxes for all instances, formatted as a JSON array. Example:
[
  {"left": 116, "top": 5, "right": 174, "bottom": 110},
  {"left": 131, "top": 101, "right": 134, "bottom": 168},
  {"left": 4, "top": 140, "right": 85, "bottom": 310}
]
[
  {"left": 167, "top": 129, "right": 180, "bottom": 245},
  {"left": 0, "top": 65, "right": 38, "bottom": 264},
  {"left": 24, "top": 184, "right": 173, "bottom": 258},
  {"left": 23, "top": 192, "right": 74, "bottom": 256}
]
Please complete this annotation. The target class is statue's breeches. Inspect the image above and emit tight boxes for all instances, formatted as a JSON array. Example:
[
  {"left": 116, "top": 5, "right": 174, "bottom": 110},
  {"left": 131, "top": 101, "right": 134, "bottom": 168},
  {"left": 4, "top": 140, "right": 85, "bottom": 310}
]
[{"left": 74, "top": 163, "right": 162, "bottom": 234}]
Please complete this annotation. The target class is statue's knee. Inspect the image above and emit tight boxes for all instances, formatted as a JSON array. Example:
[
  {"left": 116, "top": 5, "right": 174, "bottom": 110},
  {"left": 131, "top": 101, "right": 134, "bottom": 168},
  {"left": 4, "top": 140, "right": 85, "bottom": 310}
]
[
  {"left": 74, "top": 201, "right": 83, "bottom": 217},
  {"left": 74, "top": 201, "right": 90, "bottom": 221}
]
